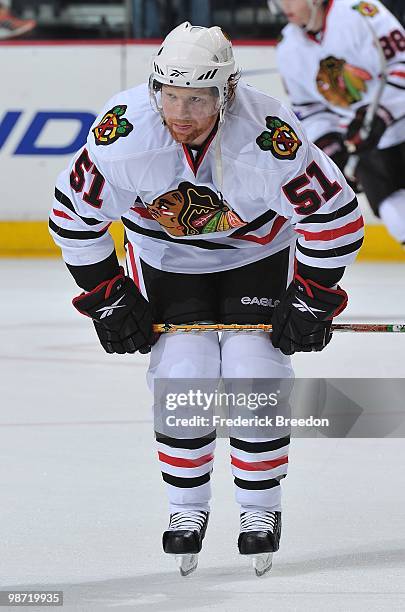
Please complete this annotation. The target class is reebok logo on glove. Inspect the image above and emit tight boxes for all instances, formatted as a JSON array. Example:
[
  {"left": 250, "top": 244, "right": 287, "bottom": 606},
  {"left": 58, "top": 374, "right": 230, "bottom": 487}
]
[
  {"left": 96, "top": 294, "right": 127, "bottom": 319},
  {"left": 292, "top": 296, "right": 326, "bottom": 318}
]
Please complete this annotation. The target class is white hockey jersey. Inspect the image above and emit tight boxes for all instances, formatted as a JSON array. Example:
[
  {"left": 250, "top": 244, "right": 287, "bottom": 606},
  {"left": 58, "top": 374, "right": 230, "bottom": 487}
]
[
  {"left": 276, "top": 0, "right": 405, "bottom": 148},
  {"left": 49, "top": 81, "right": 363, "bottom": 275}
]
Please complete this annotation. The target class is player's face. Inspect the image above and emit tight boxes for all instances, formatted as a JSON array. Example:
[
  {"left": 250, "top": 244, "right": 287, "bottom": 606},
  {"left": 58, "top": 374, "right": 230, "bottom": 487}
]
[
  {"left": 279, "top": 0, "right": 312, "bottom": 26},
  {"left": 161, "top": 85, "right": 220, "bottom": 145}
]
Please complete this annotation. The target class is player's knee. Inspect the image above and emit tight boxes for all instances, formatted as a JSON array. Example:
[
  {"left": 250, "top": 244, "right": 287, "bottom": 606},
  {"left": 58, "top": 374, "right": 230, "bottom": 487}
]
[
  {"left": 220, "top": 331, "right": 293, "bottom": 378},
  {"left": 148, "top": 330, "right": 221, "bottom": 382}
]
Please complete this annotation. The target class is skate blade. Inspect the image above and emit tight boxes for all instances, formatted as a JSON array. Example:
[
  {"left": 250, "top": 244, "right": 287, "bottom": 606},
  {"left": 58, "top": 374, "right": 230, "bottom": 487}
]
[
  {"left": 175, "top": 553, "right": 198, "bottom": 577},
  {"left": 241, "top": 552, "right": 273, "bottom": 577},
  {"left": 253, "top": 552, "right": 273, "bottom": 576}
]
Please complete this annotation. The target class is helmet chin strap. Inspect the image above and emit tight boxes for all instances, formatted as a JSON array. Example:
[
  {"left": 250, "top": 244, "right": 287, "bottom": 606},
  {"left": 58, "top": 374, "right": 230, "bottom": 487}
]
[{"left": 215, "top": 87, "right": 232, "bottom": 198}]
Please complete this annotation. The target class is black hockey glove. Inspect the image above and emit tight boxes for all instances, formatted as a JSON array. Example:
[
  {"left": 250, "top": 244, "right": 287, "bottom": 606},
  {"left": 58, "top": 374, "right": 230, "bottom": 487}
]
[
  {"left": 315, "top": 132, "right": 349, "bottom": 169},
  {"left": 315, "top": 132, "right": 361, "bottom": 193},
  {"left": 271, "top": 275, "right": 348, "bottom": 356},
  {"left": 73, "top": 268, "right": 156, "bottom": 354},
  {"left": 345, "top": 105, "right": 392, "bottom": 154}
]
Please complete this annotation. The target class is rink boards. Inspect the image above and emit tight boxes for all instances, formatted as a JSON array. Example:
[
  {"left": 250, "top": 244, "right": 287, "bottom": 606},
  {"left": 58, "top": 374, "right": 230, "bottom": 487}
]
[{"left": 0, "top": 40, "right": 404, "bottom": 260}]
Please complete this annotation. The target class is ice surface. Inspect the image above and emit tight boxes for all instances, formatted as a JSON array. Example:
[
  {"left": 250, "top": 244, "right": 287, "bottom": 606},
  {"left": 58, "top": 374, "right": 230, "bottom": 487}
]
[{"left": 0, "top": 260, "right": 404, "bottom": 611}]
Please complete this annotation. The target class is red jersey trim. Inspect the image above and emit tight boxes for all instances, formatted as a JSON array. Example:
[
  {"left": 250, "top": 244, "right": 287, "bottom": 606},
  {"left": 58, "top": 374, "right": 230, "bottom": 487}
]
[
  {"left": 182, "top": 125, "right": 218, "bottom": 176},
  {"left": 389, "top": 70, "right": 405, "bottom": 79},
  {"left": 127, "top": 242, "right": 140, "bottom": 289},
  {"left": 295, "top": 216, "right": 364, "bottom": 242},
  {"left": 232, "top": 216, "right": 287, "bottom": 245},
  {"left": 52, "top": 208, "right": 74, "bottom": 221},
  {"left": 130, "top": 205, "right": 154, "bottom": 220}
]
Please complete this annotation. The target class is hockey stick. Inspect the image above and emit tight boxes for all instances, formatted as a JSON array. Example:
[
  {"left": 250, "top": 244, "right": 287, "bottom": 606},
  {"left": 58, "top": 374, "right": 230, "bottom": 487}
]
[
  {"left": 344, "top": 19, "right": 388, "bottom": 181},
  {"left": 153, "top": 323, "right": 405, "bottom": 334}
]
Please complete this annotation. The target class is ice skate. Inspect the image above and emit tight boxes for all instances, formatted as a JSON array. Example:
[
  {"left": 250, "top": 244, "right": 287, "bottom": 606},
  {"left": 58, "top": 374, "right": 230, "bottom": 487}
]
[
  {"left": 162, "top": 510, "right": 209, "bottom": 576},
  {"left": 238, "top": 510, "right": 281, "bottom": 577}
]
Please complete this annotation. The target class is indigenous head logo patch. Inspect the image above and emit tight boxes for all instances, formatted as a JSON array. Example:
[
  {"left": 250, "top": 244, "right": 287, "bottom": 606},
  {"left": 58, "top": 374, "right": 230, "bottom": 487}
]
[
  {"left": 145, "top": 182, "right": 246, "bottom": 237},
  {"left": 316, "top": 56, "right": 372, "bottom": 107},
  {"left": 352, "top": 2, "right": 379, "bottom": 17},
  {"left": 256, "top": 116, "right": 302, "bottom": 160},
  {"left": 93, "top": 105, "right": 133, "bottom": 146}
]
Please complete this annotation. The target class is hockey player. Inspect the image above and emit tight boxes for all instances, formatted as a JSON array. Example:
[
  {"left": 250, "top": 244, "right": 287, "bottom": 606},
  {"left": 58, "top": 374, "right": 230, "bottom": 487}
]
[
  {"left": 49, "top": 22, "right": 363, "bottom": 576},
  {"left": 273, "top": 0, "right": 405, "bottom": 246}
]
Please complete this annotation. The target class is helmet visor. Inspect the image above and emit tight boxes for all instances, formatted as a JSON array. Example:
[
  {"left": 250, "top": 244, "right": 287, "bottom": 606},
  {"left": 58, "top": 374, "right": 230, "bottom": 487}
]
[{"left": 150, "top": 79, "right": 222, "bottom": 119}]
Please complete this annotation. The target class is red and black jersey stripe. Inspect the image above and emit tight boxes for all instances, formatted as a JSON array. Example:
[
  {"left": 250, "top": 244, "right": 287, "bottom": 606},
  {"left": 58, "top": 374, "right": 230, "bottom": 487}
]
[
  {"left": 297, "top": 237, "right": 364, "bottom": 259},
  {"left": 54, "top": 188, "right": 104, "bottom": 226},
  {"left": 49, "top": 218, "right": 110, "bottom": 240},
  {"left": 122, "top": 217, "right": 238, "bottom": 250},
  {"left": 297, "top": 197, "right": 358, "bottom": 225}
]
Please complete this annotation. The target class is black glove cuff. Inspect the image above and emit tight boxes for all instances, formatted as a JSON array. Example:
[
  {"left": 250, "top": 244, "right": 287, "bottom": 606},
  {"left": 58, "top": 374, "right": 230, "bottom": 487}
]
[
  {"left": 295, "top": 261, "right": 345, "bottom": 288},
  {"left": 66, "top": 251, "right": 121, "bottom": 291},
  {"left": 72, "top": 267, "right": 127, "bottom": 318}
]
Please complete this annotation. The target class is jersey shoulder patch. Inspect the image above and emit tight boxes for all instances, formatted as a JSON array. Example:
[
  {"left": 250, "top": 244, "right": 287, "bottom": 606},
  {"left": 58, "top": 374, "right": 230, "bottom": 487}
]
[
  {"left": 92, "top": 105, "right": 133, "bottom": 146},
  {"left": 352, "top": 2, "right": 379, "bottom": 17},
  {"left": 256, "top": 115, "right": 302, "bottom": 160}
]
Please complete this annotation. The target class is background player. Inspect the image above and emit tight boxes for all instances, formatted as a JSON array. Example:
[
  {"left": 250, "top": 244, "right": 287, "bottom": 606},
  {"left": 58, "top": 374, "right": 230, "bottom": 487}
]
[{"left": 273, "top": 0, "right": 405, "bottom": 246}]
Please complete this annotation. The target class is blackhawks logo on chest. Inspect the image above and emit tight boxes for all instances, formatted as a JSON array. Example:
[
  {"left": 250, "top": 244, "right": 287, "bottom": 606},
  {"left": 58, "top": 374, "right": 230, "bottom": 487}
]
[
  {"left": 145, "top": 182, "right": 246, "bottom": 237},
  {"left": 316, "top": 57, "right": 372, "bottom": 107}
]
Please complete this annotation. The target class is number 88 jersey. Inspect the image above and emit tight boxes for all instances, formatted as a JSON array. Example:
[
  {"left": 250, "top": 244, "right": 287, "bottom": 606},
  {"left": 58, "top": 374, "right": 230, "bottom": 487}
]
[{"left": 276, "top": 0, "right": 405, "bottom": 150}]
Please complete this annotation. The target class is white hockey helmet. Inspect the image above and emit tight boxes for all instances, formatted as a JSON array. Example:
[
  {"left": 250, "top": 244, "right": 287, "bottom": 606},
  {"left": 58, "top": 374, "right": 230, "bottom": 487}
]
[{"left": 149, "top": 22, "right": 237, "bottom": 121}]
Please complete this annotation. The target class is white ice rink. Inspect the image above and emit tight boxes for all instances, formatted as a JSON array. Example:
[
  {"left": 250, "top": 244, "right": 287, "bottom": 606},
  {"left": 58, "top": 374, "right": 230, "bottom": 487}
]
[{"left": 1, "top": 259, "right": 405, "bottom": 612}]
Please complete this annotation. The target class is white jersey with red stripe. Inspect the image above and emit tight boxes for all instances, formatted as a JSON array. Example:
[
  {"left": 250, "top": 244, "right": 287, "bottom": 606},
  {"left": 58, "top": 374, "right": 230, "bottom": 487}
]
[
  {"left": 276, "top": 0, "right": 405, "bottom": 148},
  {"left": 49, "top": 80, "right": 363, "bottom": 275}
]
